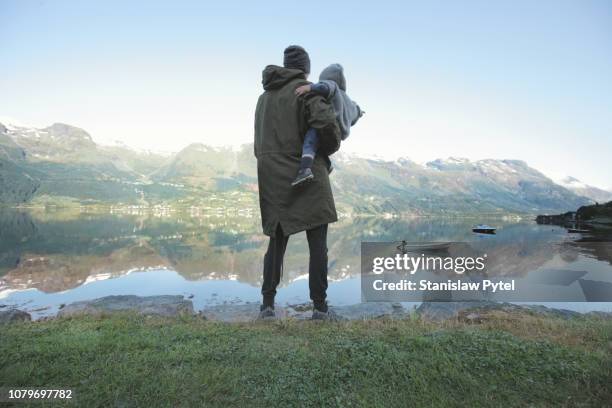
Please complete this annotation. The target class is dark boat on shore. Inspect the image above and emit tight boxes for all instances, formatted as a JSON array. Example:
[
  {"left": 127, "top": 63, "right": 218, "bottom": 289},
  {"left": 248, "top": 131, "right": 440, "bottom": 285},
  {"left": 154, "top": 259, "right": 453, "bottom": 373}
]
[
  {"left": 567, "top": 228, "right": 590, "bottom": 233},
  {"left": 472, "top": 225, "right": 496, "bottom": 234}
]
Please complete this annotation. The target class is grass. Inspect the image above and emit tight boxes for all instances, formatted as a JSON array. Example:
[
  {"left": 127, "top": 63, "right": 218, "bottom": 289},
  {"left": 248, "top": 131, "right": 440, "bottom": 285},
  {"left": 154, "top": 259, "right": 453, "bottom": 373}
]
[{"left": 1, "top": 311, "right": 611, "bottom": 407}]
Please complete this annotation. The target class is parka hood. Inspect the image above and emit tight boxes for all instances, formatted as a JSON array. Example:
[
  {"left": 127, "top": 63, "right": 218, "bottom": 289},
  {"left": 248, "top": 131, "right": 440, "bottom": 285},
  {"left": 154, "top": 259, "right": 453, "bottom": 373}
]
[
  {"left": 319, "top": 63, "right": 346, "bottom": 91},
  {"left": 262, "top": 65, "right": 306, "bottom": 91}
]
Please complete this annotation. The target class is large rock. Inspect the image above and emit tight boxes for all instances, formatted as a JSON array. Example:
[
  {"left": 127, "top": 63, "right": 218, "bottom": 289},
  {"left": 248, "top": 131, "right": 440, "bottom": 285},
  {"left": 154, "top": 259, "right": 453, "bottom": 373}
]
[
  {"left": 58, "top": 295, "right": 194, "bottom": 317},
  {"left": 333, "top": 302, "right": 407, "bottom": 320},
  {"left": 202, "top": 304, "right": 292, "bottom": 322},
  {"left": 200, "top": 302, "right": 409, "bottom": 322},
  {"left": 0, "top": 309, "right": 32, "bottom": 324},
  {"left": 415, "top": 302, "right": 499, "bottom": 321},
  {"left": 416, "top": 301, "right": 583, "bottom": 321}
]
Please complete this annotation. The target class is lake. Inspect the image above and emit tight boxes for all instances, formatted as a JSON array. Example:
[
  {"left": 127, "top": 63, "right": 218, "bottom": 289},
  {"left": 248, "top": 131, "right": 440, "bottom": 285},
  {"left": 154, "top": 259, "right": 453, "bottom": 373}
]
[{"left": 1, "top": 208, "right": 611, "bottom": 319}]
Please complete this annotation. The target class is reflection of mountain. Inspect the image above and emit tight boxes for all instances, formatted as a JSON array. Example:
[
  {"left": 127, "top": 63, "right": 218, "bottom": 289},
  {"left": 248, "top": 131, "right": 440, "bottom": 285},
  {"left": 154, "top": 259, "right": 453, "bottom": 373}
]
[
  {"left": 566, "top": 241, "right": 612, "bottom": 267},
  {"left": 466, "top": 224, "right": 569, "bottom": 277},
  {"left": 3, "top": 241, "right": 170, "bottom": 293},
  {"left": 0, "top": 209, "right": 38, "bottom": 275},
  {"left": 152, "top": 232, "right": 264, "bottom": 284},
  {"left": 0, "top": 120, "right": 591, "bottom": 214},
  {"left": 1, "top": 210, "right": 602, "bottom": 294}
]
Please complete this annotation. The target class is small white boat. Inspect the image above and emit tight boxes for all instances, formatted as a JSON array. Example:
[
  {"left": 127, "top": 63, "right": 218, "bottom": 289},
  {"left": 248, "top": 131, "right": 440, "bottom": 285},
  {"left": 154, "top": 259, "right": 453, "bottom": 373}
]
[{"left": 472, "top": 225, "right": 496, "bottom": 234}]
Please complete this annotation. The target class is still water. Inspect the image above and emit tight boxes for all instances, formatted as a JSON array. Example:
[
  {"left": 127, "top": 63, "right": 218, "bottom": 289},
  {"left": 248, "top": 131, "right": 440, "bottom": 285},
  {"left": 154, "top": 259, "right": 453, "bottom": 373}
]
[{"left": 1, "top": 208, "right": 611, "bottom": 319}]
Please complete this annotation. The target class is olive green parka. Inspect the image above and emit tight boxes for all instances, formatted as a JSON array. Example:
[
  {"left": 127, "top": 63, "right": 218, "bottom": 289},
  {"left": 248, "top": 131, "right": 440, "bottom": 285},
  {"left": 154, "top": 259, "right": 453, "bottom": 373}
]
[{"left": 254, "top": 65, "right": 341, "bottom": 237}]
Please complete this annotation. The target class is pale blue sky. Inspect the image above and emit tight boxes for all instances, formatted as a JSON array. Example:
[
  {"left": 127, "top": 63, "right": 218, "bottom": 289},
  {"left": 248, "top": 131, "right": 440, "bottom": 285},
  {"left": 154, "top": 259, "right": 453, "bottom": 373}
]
[{"left": 1, "top": 0, "right": 611, "bottom": 188}]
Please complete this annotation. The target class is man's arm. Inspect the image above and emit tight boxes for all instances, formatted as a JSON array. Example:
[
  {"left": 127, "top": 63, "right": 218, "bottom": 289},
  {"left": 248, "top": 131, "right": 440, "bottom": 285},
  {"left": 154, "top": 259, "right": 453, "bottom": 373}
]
[{"left": 295, "top": 82, "right": 331, "bottom": 99}]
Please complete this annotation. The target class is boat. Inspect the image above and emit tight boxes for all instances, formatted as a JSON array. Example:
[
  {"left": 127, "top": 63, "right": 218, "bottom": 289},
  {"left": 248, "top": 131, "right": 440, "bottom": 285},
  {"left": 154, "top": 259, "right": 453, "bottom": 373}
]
[
  {"left": 472, "top": 225, "right": 496, "bottom": 234},
  {"left": 396, "top": 241, "right": 451, "bottom": 253},
  {"left": 567, "top": 228, "right": 589, "bottom": 233}
]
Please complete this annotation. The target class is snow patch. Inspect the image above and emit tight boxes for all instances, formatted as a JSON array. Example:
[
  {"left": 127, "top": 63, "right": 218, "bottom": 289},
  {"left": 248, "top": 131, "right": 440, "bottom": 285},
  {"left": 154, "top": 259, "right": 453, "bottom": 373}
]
[
  {"left": 558, "top": 176, "right": 589, "bottom": 190},
  {"left": 0, "top": 116, "right": 34, "bottom": 130}
]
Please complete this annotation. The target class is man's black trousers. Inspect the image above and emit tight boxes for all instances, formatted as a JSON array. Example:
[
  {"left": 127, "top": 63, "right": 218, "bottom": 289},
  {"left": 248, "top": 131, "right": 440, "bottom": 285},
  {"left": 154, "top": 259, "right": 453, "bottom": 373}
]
[{"left": 261, "top": 223, "right": 328, "bottom": 309}]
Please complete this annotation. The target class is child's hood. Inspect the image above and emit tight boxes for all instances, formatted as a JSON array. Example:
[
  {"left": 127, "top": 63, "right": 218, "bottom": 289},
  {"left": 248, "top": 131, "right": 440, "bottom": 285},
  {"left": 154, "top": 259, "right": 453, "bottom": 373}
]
[{"left": 319, "top": 64, "right": 346, "bottom": 92}]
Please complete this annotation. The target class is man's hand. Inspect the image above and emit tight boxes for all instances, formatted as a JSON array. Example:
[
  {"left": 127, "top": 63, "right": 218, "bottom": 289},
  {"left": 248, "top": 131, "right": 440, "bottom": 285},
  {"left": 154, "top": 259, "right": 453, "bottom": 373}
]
[{"left": 295, "top": 84, "right": 312, "bottom": 96}]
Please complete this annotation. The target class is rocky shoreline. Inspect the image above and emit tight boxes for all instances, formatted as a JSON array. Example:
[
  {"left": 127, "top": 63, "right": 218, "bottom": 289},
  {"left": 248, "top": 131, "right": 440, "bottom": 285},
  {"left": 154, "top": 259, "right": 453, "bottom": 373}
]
[{"left": 2, "top": 295, "right": 611, "bottom": 324}]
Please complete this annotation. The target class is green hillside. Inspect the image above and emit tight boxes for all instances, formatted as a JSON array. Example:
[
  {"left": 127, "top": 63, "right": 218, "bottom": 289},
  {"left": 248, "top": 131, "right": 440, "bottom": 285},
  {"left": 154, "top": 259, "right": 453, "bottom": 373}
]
[{"left": 0, "top": 120, "right": 593, "bottom": 214}]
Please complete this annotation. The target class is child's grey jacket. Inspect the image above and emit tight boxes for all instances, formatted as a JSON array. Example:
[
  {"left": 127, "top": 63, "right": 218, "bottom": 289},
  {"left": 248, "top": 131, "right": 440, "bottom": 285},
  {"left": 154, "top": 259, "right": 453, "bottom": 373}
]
[{"left": 318, "top": 64, "right": 362, "bottom": 140}]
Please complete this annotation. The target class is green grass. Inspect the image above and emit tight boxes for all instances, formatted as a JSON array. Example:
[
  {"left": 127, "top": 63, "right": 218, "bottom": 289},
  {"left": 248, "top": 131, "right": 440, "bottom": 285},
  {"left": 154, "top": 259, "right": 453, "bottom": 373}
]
[{"left": 1, "top": 313, "right": 611, "bottom": 407}]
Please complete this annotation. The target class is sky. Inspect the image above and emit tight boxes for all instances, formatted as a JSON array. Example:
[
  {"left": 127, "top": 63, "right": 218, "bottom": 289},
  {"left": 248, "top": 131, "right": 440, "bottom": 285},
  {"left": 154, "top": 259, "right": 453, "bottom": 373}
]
[{"left": 1, "top": 0, "right": 611, "bottom": 188}]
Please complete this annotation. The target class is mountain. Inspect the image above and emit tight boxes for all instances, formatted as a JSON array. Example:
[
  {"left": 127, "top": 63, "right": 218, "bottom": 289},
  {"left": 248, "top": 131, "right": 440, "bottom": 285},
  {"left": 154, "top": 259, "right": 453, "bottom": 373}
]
[
  {"left": 0, "top": 123, "right": 40, "bottom": 203},
  {"left": 151, "top": 143, "right": 256, "bottom": 190},
  {"left": 557, "top": 176, "right": 612, "bottom": 204},
  {"left": 330, "top": 155, "right": 589, "bottom": 214},
  {"left": 0, "top": 158, "right": 40, "bottom": 203},
  {"left": 0, "top": 121, "right": 184, "bottom": 204},
  {"left": 2, "top": 121, "right": 163, "bottom": 176},
  {"left": 0, "top": 119, "right": 593, "bottom": 214},
  {"left": 99, "top": 141, "right": 173, "bottom": 176}
]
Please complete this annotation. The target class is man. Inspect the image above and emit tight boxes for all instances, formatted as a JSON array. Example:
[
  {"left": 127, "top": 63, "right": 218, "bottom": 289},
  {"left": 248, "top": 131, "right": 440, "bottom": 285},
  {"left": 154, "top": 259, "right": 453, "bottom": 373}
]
[{"left": 254, "top": 45, "right": 342, "bottom": 320}]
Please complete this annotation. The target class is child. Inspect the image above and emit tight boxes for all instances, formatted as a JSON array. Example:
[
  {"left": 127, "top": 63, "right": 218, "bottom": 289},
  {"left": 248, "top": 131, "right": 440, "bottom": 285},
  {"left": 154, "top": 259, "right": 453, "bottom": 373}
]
[{"left": 292, "top": 63, "right": 364, "bottom": 186}]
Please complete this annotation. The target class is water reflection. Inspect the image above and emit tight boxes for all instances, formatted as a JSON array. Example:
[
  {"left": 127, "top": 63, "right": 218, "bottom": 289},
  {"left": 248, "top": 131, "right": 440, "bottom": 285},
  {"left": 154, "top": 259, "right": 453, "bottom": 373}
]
[{"left": 0, "top": 208, "right": 610, "bottom": 317}]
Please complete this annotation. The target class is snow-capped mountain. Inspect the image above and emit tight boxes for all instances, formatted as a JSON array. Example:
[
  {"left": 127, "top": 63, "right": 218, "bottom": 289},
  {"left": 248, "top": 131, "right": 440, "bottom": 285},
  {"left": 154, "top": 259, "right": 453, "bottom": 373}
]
[
  {"left": 557, "top": 176, "right": 612, "bottom": 203},
  {"left": 331, "top": 155, "right": 589, "bottom": 214},
  {"left": 0, "top": 119, "right": 596, "bottom": 214}
]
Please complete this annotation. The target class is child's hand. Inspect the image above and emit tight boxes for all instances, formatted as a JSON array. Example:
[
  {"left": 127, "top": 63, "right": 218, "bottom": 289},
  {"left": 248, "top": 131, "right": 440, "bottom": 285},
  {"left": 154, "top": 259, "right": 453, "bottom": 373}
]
[{"left": 295, "top": 84, "right": 312, "bottom": 96}]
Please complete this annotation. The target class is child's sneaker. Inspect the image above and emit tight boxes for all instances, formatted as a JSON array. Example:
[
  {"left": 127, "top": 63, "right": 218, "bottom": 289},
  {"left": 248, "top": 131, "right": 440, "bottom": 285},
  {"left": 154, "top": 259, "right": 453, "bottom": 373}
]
[{"left": 291, "top": 168, "right": 314, "bottom": 187}]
